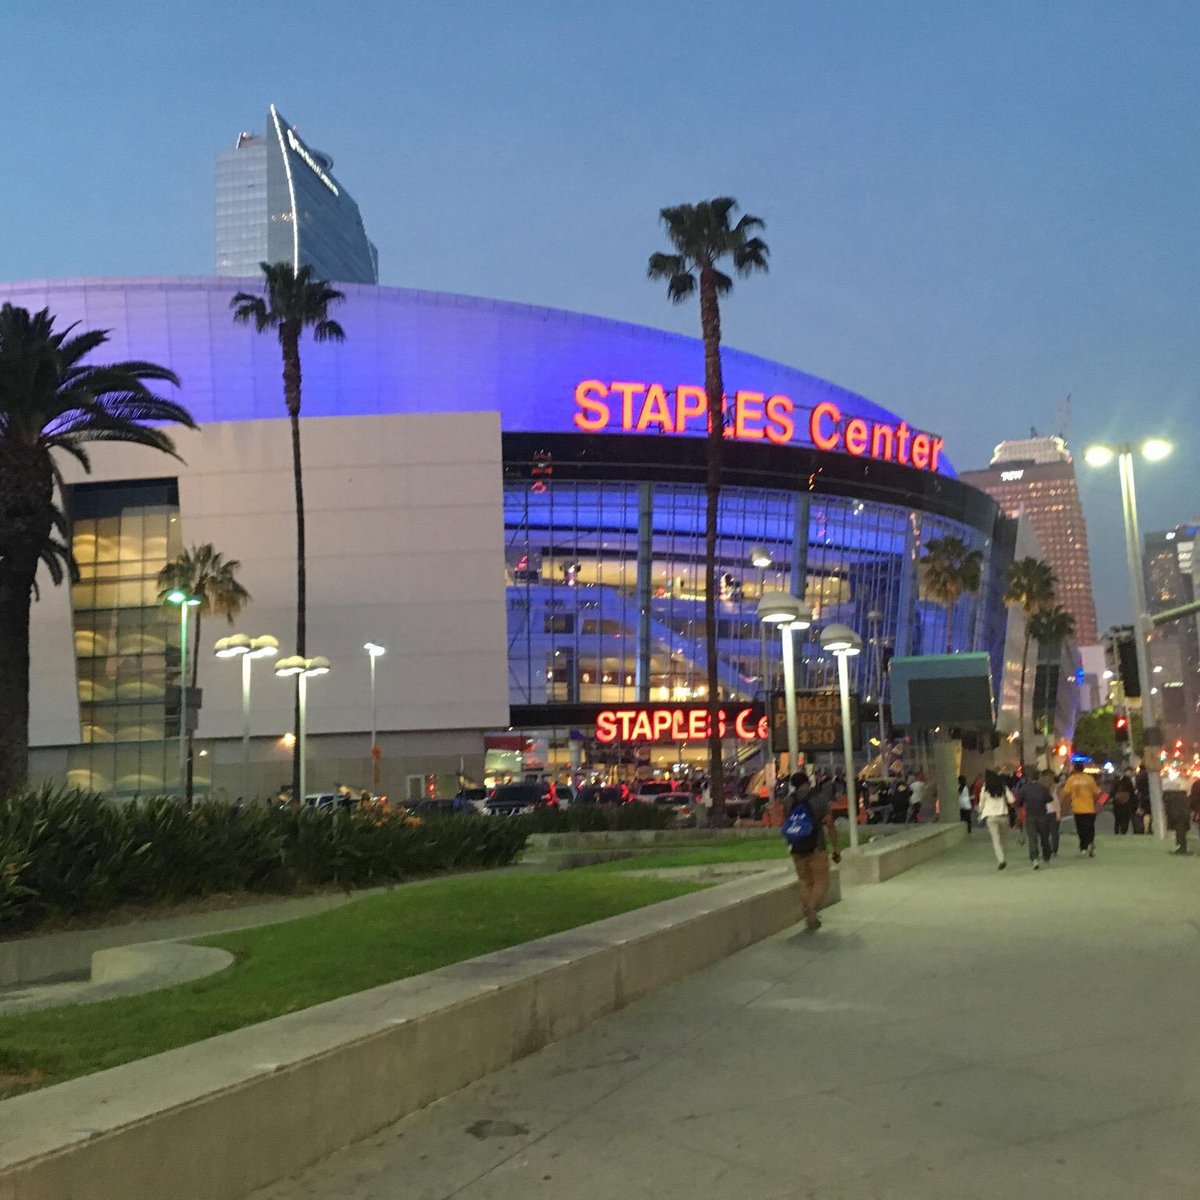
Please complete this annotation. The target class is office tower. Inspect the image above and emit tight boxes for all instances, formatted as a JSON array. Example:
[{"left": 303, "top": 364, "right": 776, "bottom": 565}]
[
  {"left": 215, "top": 105, "right": 378, "bottom": 284},
  {"left": 1143, "top": 522, "right": 1200, "bottom": 744},
  {"left": 960, "top": 436, "right": 1099, "bottom": 646}
]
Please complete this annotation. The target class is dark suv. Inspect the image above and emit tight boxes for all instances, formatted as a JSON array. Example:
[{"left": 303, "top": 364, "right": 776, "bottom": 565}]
[{"left": 486, "top": 781, "right": 557, "bottom": 816}]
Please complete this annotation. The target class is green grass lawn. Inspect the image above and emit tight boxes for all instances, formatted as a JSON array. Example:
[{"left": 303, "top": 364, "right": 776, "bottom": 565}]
[
  {"left": 584, "top": 831, "right": 873, "bottom": 873},
  {"left": 0, "top": 871, "right": 703, "bottom": 1100}
]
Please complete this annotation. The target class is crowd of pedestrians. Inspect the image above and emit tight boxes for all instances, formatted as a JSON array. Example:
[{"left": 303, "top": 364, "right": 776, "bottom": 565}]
[
  {"left": 780, "top": 761, "right": 1200, "bottom": 932},
  {"left": 956, "top": 760, "right": 1200, "bottom": 870}
]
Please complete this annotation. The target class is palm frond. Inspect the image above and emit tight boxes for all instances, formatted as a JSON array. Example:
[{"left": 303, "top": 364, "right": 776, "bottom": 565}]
[{"left": 313, "top": 319, "right": 346, "bottom": 343}]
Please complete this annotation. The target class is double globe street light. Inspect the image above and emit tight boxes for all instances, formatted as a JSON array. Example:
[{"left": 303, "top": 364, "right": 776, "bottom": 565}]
[
  {"left": 1084, "top": 436, "right": 1172, "bottom": 839},
  {"left": 820, "top": 624, "right": 864, "bottom": 849},
  {"left": 757, "top": 590, "right": 812, "bottom": 780},
  {"left": 214, "top": 634, "right": 280, "bottom": 799},
  {"left": 274, "top": 655, "right": 331, "bottom": 805}
]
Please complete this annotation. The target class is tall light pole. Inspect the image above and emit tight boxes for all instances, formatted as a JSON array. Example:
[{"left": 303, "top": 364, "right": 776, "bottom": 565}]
[
  {"left": 364, "top": 642, "right": 385, "bottom": 794},
  {"left": 748, "top": 547, "right": 773, "bottom": 771},
  {"left": 820, "top": 623, "right": 864, "bottom": 848},
  {"left": 274, "top": 655, "right": 331, "bottom": 805},
  {"left": 1084, "top": 437, "right": 1172, "bottom": 839},
  {"left": 166, "top": 588, "right": 201, "bottom": 799},
  {"left": 866, "top": 609, "right": 889, "bottom": 757},
  {"left": 215, "top": 634, "right": 279, "bottom": 799},
  {"left": 757, "top": 592, "right": 813, "bottom": 776}
]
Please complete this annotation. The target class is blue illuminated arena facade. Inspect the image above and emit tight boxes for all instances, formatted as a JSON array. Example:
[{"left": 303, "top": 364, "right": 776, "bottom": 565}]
[{"left": 5, "top": 278, "right": 1010, "bottom": 782}]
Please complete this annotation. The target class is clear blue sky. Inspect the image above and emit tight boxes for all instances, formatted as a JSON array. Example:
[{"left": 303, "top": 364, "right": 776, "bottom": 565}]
[{"left": 3, "top": 1, "right": 1197, "bottom": 630}]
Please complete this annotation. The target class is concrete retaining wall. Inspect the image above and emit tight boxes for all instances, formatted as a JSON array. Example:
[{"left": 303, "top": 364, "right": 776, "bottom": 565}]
[
  {"left": 0, "top": 866, "right": 828, "bottom": 1200},
  {"left": 840, "top": 822, "right": 966, "bottom": 884}
]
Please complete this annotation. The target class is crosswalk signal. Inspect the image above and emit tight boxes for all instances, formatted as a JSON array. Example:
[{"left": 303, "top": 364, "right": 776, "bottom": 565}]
[{"left": 1114, "top": 715, "right": 1130, "bottom": 744}]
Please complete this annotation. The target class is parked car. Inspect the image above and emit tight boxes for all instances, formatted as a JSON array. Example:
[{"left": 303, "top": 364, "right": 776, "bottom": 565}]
[
  {"left": 453, "top": 787, "right": 490, "bottom": 814},
  {"left": 650, "top": 791, "right": 700, "bottom": 827},
  {"left": 486, "top": 781, "right": 557, "bottom": 816}
]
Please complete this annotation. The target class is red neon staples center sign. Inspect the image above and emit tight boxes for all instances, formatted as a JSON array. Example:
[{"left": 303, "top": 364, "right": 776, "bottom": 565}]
[
  {"left": 572, "top": 379, "right": 945, "bottom": 472},
  {"left": 595, "top": 706, "right": 769, "bottom": 744}
]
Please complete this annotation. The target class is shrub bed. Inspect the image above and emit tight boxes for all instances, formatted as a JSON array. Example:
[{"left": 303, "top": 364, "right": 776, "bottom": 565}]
[
  {"left": 0, "top": 790, "right": 678, "bottom": 935},
  {"left": 0, "top": 788, "right": 526, "bottom": 935}
]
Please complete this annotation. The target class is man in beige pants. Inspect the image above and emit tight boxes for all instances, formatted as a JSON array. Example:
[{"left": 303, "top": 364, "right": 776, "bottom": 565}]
[{"left": 784, "top": 772, "right": 842, "bottom": 931}]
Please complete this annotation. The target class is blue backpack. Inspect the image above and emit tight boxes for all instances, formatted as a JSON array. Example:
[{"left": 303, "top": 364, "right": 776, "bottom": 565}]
[{"left": 781, "top": 797, "right": 819, "bottom": 853}]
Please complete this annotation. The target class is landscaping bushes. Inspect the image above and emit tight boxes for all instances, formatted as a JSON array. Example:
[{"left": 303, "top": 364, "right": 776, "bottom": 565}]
[
  {"left": 0, "top": 788, "right": 527, "bottom": 935},
  {"left": 0, "top": 789, "right": 679, "bottom": 935}
]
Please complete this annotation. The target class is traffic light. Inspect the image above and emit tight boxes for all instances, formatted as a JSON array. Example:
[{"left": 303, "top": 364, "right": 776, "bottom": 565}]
[
  {"left": 1116, "top": 634, "right": 1141, "bottom": 698},
  {"left": 1114, "top": 714, "right": 1130, "bottom": 744}
]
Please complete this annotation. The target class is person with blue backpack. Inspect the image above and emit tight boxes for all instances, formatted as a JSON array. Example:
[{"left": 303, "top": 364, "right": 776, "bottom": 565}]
[{"left": 781, "top": 771, "right": 841, "bottom": 932}]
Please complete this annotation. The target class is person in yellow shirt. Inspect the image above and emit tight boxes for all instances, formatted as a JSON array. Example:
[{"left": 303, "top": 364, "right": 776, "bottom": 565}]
[{"left": 1062, "top": 762, "right": 1101, "bottom": 857}]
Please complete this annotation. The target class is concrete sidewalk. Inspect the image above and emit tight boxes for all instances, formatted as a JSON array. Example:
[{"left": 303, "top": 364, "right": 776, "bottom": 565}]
[{"left": 250, "top": 830, "right": 1200, "bottom": 1200}]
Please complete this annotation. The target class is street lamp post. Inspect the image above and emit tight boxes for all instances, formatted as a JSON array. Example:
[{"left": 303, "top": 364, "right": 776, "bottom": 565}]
[
  {"left": 215, "top": 634, "right": 279, "bottom": 799},
  {"left": 757, "top": 592, "right": 813, "bottom": 776},
  {"left": 274, "top": 655, "right": 331, "bottom": 805},
  {"left": 166, "top": 589, "right": 201, "bottom": 799},
  {"left": 1084, "top": 437, "right": 1171, "bottom": 839},
  {"left": 866, "top": 609, "right": 889, "bottom": 754},
  {"left": 820, "top": 623, "right": 864, "bottom": 848},
  {"left": 748, "top": 548, "right": 773, "bottom": 770},
  {"left": 364, "top": 643, "right": 385, "bottom": 794}
]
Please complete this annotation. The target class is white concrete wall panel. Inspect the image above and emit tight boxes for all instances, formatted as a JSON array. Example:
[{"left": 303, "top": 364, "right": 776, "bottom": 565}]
[{"left": 28, "top": 412, "right": 507, "bottom": 747}]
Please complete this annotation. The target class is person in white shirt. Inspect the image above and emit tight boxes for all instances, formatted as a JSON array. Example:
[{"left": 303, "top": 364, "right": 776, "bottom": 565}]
[
  {"left": 977, "top": 769, "right": 1015, "bottom": 870},
  {"left": 909, "top": 774, "right": 927, "bottom": 822},
  {"left": 957, "top": 774, "right": 973, "bottom": 833}
]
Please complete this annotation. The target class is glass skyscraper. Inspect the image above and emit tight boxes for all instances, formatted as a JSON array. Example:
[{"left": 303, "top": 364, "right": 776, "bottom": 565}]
[{"left": 215, "top": 105, "right": 379, "bottom": 283}]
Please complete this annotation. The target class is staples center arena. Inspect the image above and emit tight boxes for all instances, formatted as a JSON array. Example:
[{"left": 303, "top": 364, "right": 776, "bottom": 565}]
[{"left": 9, "top": 278, "right": 1016, "bottom": 800}]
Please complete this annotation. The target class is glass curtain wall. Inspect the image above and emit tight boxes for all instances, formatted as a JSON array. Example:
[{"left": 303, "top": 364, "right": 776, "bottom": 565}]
[
  {"left": 503, "top": 478, "right": 989, "bottom": 713},
  {"left": 65, "top": 479, "right": 182, "bottom": 796}
]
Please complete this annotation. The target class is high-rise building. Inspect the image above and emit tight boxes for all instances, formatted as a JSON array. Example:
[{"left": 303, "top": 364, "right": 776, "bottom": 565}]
[
  {"left": 215, "top": 105, "right": 378, "bottom": 284},
  {"left": 1143, "top": 521, "right": 1200, "bottom": 745},
  {"left": 960, "top": 436, "right": 1099, "bottom": 646}
]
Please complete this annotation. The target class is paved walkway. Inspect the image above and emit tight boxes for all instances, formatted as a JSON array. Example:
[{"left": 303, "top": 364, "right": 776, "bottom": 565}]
[{"left": 251, "top": 829, "right": 1200, "bottom": 1200}]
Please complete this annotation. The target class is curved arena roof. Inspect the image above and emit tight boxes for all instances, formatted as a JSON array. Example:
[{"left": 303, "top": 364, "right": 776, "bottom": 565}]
[{"left": 0, "top": 277, "right": 954, "bottom": 476}]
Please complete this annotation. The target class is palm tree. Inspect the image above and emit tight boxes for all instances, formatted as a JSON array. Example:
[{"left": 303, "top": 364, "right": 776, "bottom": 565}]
[
  {"left": 919, "top": 535, "right": 984, "bottom": 653},
  {"left": 0, "top": 304, "right": 192, "bottom": 796},
  {"left": 158, "top": 544, "right": 251, "bottom": 803},
  {"left": 1005, "top": 556, "right": 1057, "bottom": 766},
  {"left": 231, "top": 263, "right": 345, "bottom": 802},
  {"left": 1028, "top": 603, "right": 1076, "bottom": 741},
  {"left": 648, "top": 199, "right": 768, "bottom": 822}
]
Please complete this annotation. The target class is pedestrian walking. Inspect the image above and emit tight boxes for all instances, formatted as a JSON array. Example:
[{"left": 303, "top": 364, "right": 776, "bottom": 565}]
[
  {"left": 909, "top": 773, "right": 928, "bottom": 823},
  {"left": 781, "top": 771, "right": 841, "bottom": 931},
  {"left": 1163, "top": 773, "right": 1191, "bottom": 855},
  {"left": 978, "top": 769, "right": 1015, "bottom": 870},
  {"left": 1111, "top": 768, "right": 1136, "bottom": 835},
  {"left": 958, "top": 774, "right": 973, "bottom": 833},
  {"left": 1133, "top": 765, "right": 1151, "bottom": 834},
  {"left": 1018, "top": 769, "right": 1056, "bottom": 868},
  {"left": 1047, "top": 776, "right": 1062, "bottom": 857},
  {"left": 1062, "top": 762, "right": 1101, "bottom": 856}
]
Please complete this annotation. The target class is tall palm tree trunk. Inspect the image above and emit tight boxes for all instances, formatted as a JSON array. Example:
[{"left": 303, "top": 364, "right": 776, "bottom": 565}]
[
  {"left": 283, "top": 328, "right": 306, "bottom": 803},
  {"left": 945, "top": 601, "right": 956, "bottom": 654},
  {"left": 1017, "top": 628, "right": 1031, "bottom": 767},
  {"left": 0, "top": 447, "right": 55, "bottom": 797},
  {"left": 699, "top": 269, "right": 726, "bottom": 823},
  {"left": 0, "top": 555, "right": 36, "bottom": 797}
]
